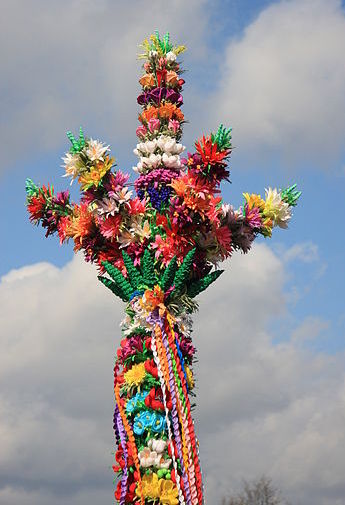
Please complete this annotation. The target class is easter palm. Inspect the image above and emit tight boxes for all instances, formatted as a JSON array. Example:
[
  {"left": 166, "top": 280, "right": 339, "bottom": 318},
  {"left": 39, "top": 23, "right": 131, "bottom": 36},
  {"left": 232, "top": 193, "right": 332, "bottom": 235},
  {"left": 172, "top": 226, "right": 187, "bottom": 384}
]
[{"left": 26, "top": 31, "right": 300, "bottom": 505}]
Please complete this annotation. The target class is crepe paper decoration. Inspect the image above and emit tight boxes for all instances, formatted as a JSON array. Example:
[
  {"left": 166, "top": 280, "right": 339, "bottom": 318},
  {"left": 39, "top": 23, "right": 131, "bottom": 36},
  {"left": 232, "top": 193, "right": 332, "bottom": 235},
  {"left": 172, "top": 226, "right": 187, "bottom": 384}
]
[{"left": 26, "top": 31, "right": 301, "bottom": 505}]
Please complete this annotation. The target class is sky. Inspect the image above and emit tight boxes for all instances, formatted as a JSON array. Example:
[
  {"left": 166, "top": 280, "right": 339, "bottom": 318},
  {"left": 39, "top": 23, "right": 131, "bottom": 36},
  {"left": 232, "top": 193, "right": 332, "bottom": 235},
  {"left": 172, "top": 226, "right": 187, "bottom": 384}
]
[{"left": 1, "top": 0, "right": 345, "bottom": 504}]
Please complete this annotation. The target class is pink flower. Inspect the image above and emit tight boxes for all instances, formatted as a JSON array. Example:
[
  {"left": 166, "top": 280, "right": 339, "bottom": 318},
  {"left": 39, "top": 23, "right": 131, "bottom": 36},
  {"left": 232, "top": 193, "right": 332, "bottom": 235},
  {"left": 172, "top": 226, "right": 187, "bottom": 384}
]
[
  {"left": 168, "top": 119, "right": 180, "bottom": 133},
  {"left": 147, "top": 118, "right": 160, "bottom": 133},
  {"left": 136, "top": 125, "right": 147, "bottom": 138}
]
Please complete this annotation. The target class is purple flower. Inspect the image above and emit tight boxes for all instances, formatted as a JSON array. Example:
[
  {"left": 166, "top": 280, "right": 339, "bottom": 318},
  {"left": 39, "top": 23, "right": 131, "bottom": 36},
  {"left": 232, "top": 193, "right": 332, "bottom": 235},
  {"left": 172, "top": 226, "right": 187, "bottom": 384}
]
[{"left": 137, "top": 87, "right": 183, "bottom": 106}]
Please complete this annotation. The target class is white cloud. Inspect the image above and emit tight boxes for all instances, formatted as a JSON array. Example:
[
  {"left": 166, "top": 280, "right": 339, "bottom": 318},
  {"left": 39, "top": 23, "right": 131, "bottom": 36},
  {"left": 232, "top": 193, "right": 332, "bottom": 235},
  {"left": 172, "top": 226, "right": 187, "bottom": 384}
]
[
  {"left": 0, "top": 0, "right": 208, "bottom": 174},
  {"left": 208, "top": 0, "right": 345, "bottom": 169},
  {"left": 1, "top": 246, "right": 345, "bottom": 504}
]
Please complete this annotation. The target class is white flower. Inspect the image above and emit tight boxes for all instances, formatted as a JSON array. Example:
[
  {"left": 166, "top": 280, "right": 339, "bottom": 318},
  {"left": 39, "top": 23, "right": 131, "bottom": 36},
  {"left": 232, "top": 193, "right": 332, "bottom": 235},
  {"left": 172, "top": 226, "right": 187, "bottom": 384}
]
[
  {"left": 149, "top": 50, "right": 158, "bottom": 59},
  {"left": 155, "top": 455, "right": 172, "bottom": 469},
  {"left": 134, "top": 140, "right": 157, "bottom": 156},
  {"left": 264, "top": 187, "right": 292, "bottom": 228},
  {"left": 148, "top": 153, "right": 162, "bottom": 168},
  {"left": 174, "top": 142, "right": 185, "bottom": 154},
  {"left": 157, "top": 135, "right": 185, "bottom": 155},
  {"left": 113, "top": 187, "right": 133, "bottom": 206},
  {"left": 148, "top": 438, "right": 167, "bottom": 454},
  {"left": 139, "top": 447, "right": 158, "bottom": 468},
  {"left": 85, "top": 139, "right": 110, "bottom": 162},
  {"left": 96, "top": 197, "right": 119, "bottom": 217},
  {"left": 221, "top": 203, "right": 232, "bottom": 217},
  {"left": 162, "top": 153, "right": 181, "bottom": 169},
  {"left": 145, "top": 140, "right": 157, "bottom": 153},
  {"left": 133, "top": 162, "right": 142, "bottom": 173},
  {"left": 62, "top": 152, "right": 82, "bottom": 183},
  {"left": 131, "top": 218, "right": 151, "bottom": 241},
  {"left": 166, "top": 51, "right": 176, "bottom": 63},
  {"left": 117, "top": 230, "right": 135, "bottom": 249}
]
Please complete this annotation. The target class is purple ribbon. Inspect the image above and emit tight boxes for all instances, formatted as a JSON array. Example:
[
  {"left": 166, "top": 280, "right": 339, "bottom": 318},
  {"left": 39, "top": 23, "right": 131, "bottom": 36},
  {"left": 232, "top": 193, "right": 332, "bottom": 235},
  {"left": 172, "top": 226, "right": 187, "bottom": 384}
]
[
  {"left": 115, "top": 405, "right": 128, "bottom": 505},
  {"left": 147, "top": 310, "right": 192, "bottom": 505}
]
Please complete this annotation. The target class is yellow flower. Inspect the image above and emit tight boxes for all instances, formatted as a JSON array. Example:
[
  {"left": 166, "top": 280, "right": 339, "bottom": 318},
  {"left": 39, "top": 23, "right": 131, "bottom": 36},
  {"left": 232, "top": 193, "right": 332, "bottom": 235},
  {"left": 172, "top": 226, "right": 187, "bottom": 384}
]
[
  {"left": 261, "top": 217, "right": 273, "bottom": 237},
  {"left": 159, "top": 478, "right": 179, "bottom": 505},
  {"left": 243, "top": 192, "right": 265, "bottom": 210},
  {"left": 124, "top": 362, "right": 146, "bottom": 387},
  {"left": 78, "top": 156, "right": 113, "bottom": 190},
  {"left": 185, "top": 365, "right": 195, "bottom": 390},
  {"left": 136, "top": 472, "right": 160, "bottom": 500}
]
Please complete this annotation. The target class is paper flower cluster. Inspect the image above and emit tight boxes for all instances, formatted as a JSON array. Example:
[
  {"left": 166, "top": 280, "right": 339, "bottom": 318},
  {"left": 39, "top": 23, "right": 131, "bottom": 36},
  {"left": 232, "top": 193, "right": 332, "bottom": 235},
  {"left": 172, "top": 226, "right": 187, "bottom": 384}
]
[{"left": 26, "top": 31, "right": 300, "bottom": 505}]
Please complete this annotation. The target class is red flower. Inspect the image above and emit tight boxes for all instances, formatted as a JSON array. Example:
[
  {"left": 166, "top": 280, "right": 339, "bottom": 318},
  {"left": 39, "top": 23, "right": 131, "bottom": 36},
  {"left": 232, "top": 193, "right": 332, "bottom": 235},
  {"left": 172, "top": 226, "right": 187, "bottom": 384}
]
[
  {"left": 98, "top": 214, "right": 121, "bottom": 240},
  {"left": 195, "top": 135, "right": 229, "bottom": 166},
  {"left": 156, "top": 69, "right": 167, "bottom": 87},
  {"left": 144, "top": 359, "right": 158, "bottom": 378},
  {"left": 145, "top": 387, "right": 172, "bottom": 411},
  {"left": 27, "top": 193, "right": 47, "bottom": 221},
  {"left": 129, "top": 197, "right": 146, "bottom": 215}
]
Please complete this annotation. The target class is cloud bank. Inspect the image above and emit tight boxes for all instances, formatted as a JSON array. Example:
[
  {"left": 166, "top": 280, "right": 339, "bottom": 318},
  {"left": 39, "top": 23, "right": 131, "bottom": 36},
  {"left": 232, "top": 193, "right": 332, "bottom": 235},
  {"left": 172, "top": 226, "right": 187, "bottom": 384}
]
[
  {"left": 0, "top": 0, "right": 208, "bottom": 173},
  {"left": 208, "top": 0, "right": 345, "bottom": 169},
  {"left": 3, "top": 0, "right": 345, "bottom": 175},
  {"left": 1, "top": 246, "right": 344, "bottom": 504}
]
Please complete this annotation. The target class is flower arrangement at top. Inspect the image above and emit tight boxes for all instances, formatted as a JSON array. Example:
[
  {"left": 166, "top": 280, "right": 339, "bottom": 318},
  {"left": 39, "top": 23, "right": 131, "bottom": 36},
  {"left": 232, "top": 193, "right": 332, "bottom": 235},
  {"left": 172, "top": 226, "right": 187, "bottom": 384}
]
[{"left": 26, "top": 31, "right": 301, "bottom": 505}]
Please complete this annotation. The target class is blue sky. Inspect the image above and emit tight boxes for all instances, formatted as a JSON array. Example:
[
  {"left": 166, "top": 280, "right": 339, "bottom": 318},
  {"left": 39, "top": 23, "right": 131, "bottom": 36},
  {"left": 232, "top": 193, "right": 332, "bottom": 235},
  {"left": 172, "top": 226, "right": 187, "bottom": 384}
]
[{"left": 1, "top": 1, "right": 345, "bottom": 504}]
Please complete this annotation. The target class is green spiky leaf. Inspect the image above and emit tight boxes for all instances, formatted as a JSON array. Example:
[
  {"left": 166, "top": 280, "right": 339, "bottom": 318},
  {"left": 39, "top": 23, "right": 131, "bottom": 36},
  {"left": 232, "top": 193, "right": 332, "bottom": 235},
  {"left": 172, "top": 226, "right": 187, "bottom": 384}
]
[
  {"left": 122, "top": 251, "right": 144, "bottom": 289},
  {"left": 211, "top": 124, "right": 232, "bottom": 151},
  {"left": 172, "top": 248, "right": 196, "bottom": 295},
  {"left": 160, "top": 256, "right": 177, "bottom": 292},
  {"left": 102, "top": 261, "right": 133, "bottom": 300},
  {"left": 187, "top": 270, "right": 224, "bottom": 298},
  {"left": 98, "top": 276, "right": 128, "bottom": 302},
  {"left": 280, "top": 184, "right": 301, "bottom": 207},
  {"left": 141, "top": 249, "right": 157, "bottom": 287},
  {"left": 25, "top": 178, "right": 39, "bottom": 199},
  {"left": 66, "top": 127, "right": 86, "bottom": 154}
]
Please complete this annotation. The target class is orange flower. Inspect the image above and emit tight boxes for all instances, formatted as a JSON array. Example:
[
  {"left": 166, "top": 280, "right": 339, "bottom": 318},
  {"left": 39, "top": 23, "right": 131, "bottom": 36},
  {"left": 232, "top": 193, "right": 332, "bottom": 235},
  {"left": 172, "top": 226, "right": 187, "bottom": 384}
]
[
  {"left": 139, "top": 103, "right": 184, "bottom": 124},
  {"left": 141, "top": 285, "right": 165, "bottom": 313},
  {"left": 158, "top": 103, "right": 184, "bottom": 122},
  {"left": 139, "top": 73, "right": 155, "bottom": 88},
  {"left": 243, "top": 192, "right": 265, "bottom": 211},
  {"left": 171, "top": 174, "right": 219, "bottom": 219},
  {"left": 66, "top": 204, "right": 95, "bottom": 250},
  {"left": 139, "top": 105, "right": 159, "bottom": 124},
  {"left": 170, "top": 177, "right": 187, "bottom": 197},
  {"left": 166, "top": 70, "right": 179, "bottom": 87}
]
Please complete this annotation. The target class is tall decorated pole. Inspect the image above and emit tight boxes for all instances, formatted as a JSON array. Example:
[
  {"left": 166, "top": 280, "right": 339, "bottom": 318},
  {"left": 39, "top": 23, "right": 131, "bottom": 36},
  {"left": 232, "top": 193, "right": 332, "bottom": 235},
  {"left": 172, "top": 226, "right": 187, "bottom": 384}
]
[{"left": 26, "top": 32, "right": 301, "bottom": 505}]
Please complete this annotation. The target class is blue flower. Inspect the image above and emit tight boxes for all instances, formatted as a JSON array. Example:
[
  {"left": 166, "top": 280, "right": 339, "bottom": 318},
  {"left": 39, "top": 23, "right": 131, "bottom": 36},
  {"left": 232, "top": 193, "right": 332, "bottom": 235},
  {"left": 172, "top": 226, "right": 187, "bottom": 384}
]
[
  {"left": 139, "top": 411, "right": 155, "bottom": 427},
  {"left": 126, "top": 391, "right": 149, "bottom": 414},
  {"left": 133, "top": 415, "right": 146, "bottom": 435},
  {"left": 151, "top": 412, "right": 166, "bottom": 433},
  {"left": 126, "top": 398, "right": 137, "bottom": 414}
]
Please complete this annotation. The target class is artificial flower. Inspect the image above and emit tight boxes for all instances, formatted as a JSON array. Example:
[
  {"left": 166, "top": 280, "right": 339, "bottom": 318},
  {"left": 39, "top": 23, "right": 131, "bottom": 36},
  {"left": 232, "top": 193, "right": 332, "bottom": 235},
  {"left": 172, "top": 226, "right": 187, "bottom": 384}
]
[
  {"left": 147, "top": 118, "right": 161, "bottom": 133},
  {"left": 139, "top": 73, "right": 155, "bottom": 88},
  {"left": 148, "top": 438, "right": 167, "bottom": 454},
  {"left": 96, "top": 196, "right": 119, "bottom": 217},
  {"left": 62, "top": 152, "right": 83, "bottom": 182},
  {"left": 263, "top": 187, "right": 292, "bottom": 228},
  {"left": 136, "top": 125, "right": 147, "bottom": 138},
  {"left": 136, "top": 472, "right": 160, "bottom": 500},
  {"left": 85, "top": 138, "right": 110, "bottom": 162},
  {"left": 124, "top": 362, "right": 146, "bottom": 387},
  {"left": 159, "top": 479, "right": 179, "bottom": 505},
  {"left": 139, "top": 447, "right": 158, "bottom": 467}
]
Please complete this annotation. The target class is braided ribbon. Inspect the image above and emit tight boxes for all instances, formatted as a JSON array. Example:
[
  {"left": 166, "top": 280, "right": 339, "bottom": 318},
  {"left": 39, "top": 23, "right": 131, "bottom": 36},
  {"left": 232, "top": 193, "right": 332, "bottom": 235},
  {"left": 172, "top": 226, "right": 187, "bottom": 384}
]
[
  {"left": 115, "top": 405, "right": 128, "bottom": 505},
  {"left": 150, "top": 324, "right": 186, "bottom": 505}
]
